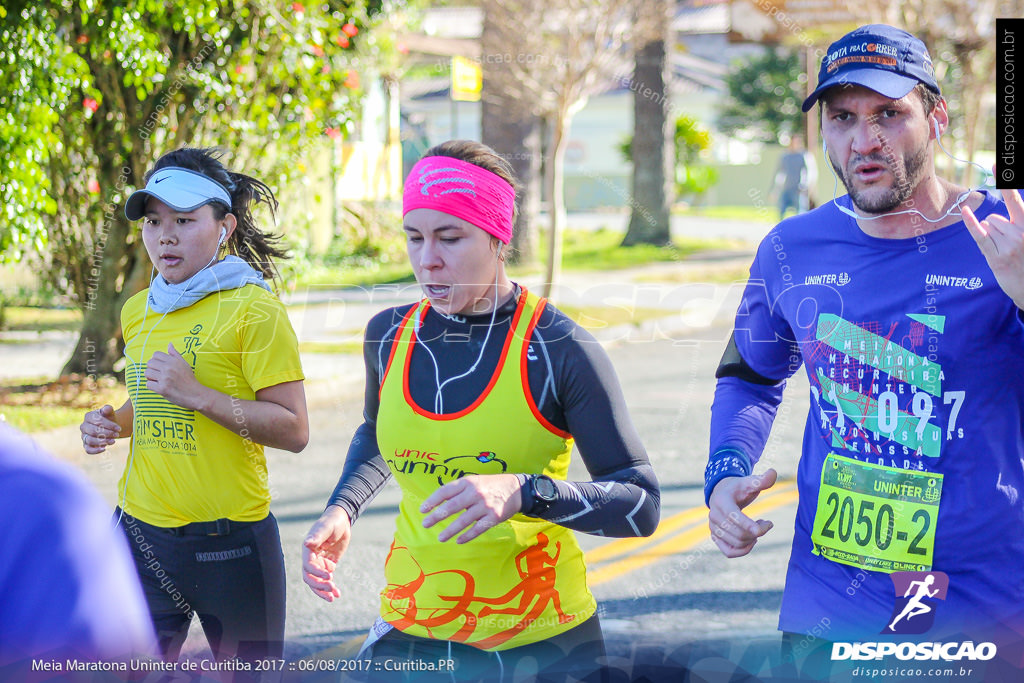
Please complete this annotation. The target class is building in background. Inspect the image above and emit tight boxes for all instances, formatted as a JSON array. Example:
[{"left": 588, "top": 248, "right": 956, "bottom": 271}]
[{"left": 396, "top": 1, "right": 830, "bottom": 211}]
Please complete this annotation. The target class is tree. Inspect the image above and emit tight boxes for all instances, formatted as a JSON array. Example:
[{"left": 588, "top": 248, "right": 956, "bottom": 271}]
[
  {"left": 717, "top": 47, "right": 804, "bottom": 144},
  {"left": 478, "top": 0, "right": 633, "bottom": 298},
  {"left": 672, "top": 115, "right": 718, "bottom": 204},
  {"left": 480, "top": 4, "right": 542, "bottom": 266},
  {"left": 0, "top": 0, "right": 391, "bottom": 377},
  {"left": 621, "top": 0, "right": 672, "bottom": 247},
  {"left": 620, "top": 113, "right": 717, "bottom": 205}
]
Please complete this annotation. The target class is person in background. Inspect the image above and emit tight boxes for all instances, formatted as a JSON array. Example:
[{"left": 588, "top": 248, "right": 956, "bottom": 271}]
[{"left": 770, "top": 136, "right": 817, "bottom": 219}]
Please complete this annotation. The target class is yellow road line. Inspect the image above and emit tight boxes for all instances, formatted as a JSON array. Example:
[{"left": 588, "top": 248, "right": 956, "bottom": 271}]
[
  {"left": 583, "top": 507, "right": 710, "bottom": 565},
  {"left": 584, "top": 480, "right": 796, "bottom": 566},
  {"left": 586, "top": 486, "right": 800, "bottom": 587}
]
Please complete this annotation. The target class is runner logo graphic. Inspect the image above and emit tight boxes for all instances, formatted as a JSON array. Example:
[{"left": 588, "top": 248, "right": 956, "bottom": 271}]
[{"left": 882, "top": 570, "right": 949, "bottom": 634}]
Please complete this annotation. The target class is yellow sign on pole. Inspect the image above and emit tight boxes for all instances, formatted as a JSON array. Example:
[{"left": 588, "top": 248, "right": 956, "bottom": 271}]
[{"left": 451, "top": 56, "right": 482, "bottom": 102}]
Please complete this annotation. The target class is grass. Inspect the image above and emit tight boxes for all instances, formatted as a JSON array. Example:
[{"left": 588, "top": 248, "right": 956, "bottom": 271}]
[
  {"left": 557, "top": 304, "right": 671, "bottom": 330},
  {"left": 2, "top": 306, "right": 82, "bottom": 333},
  {"left": 289, "top": 262, "right": 415, "bottom": 290},
  {"left": 1, "top": 406, "right": 94, "bottom": 433},
  {"left": 633, "top": 264, "right": 752, "bottom": 285},
  {"left": 672, "top": 204, "right": 775, "bottom": 223},
  {"left": 0, "top": 376, "right": 123, "bottom": 433},
  {"left": 1, "top": 225, "right": 741, "bottom": 431},
  {"left": 287, "top": 228, "right": 736, "bottom": 290},
  {"left": 557, "top": 229, "right": 737, "bottom": 271}
]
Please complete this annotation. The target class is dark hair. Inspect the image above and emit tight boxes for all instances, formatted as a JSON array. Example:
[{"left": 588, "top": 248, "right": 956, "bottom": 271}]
[
  {"left": 915, "top": 83, "right": 942, "bottom": 117},
  {"left": 146, "top": 147, "right": 287, "bottom": 280},
  {"left": 422, "top": 140, "right": 521, "bottom": 225}
]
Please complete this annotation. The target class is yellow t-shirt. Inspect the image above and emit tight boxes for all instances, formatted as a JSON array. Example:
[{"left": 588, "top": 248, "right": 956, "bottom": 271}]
[
  {"left": 119, "top": 284, "right": 304, "bottom": 527},
  {"left": 376, "top": 289, "right": 596, "bottom": 651}
]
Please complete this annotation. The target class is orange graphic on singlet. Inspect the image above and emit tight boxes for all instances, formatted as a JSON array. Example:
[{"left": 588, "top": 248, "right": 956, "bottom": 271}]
[{"left": 383, "top": 532, "right": 574, "bottom": 648}]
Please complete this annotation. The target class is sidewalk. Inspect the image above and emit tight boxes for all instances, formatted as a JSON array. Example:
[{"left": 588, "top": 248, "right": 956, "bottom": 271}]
[
  {"left": 2, "top": 246, "right": 758, "bottom": 462},
  {"left": 284, "top": 247, "right": 756, "bottom": 356},
  {"left": 1, "top": 249, "right": 757, "bottom": 382}
]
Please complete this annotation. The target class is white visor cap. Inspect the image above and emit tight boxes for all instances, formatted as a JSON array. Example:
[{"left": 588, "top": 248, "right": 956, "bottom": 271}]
[{"left": 124, "top": 167, "right": 232, "bottom": 220}]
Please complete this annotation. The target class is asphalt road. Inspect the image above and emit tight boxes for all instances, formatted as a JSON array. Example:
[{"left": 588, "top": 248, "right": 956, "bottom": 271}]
[
  {"left": 38, "top": 321, "right": 812, "bottom": 680},
  {"left": 272, "top": 323, "right": 810, "bottom": 648},
  {"left": 21, "top": 237, "right": 824, "bottom": 680}
]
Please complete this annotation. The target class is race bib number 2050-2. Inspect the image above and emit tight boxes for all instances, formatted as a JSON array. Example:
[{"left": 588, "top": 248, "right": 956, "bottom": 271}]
[{"left": 811, "top": 452, "right": 943, "bottom": 573}]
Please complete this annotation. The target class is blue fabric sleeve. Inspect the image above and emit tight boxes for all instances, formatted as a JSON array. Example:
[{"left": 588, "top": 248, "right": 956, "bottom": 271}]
[
  {"left": 0, "top": 427, "right": 155, "bottom": 661},
  {"left": 706, "top": 240, "right": 796, "bottom": 506},
  {"left": 733, "top": 239, "right": 803, "bottom": 381},
  {"left": 705, "top": 376, "right": 786, "bottom": 505}
]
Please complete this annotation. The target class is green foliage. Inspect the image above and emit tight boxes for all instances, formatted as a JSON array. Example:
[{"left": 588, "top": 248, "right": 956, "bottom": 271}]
[
  {"left": 0, "top": 0, "right": 404, "bottom": 374},
  {"left": 673, "top": 115, "right": 718, "bottom": 201},
  {"left": 718, "top": 48, "right": 805, "bottom": 144},
  {"left": 619, "top": 113, "right": 718, "bottom": 202},
  {"left": 1, "top": 0, "right": 393, "bottom": 294},
  {"left": 0, "top": 3, "right": 83, "bottom": 260}
]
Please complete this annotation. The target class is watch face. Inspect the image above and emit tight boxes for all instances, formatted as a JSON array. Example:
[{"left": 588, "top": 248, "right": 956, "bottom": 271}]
[{"left": 535, "top": 476, "right": 556, "bottom": 501}]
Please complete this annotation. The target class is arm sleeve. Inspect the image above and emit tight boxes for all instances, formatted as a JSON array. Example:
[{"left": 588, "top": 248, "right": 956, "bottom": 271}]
[
  {"left": 705, "top": 376, "right": 785, "bottom": 505},
  {"left": 523, "top": 321, "right": 660, "bottom": 538},
  {"left": 325, "top": 313, "right": 396, "bottom": 524},
  {"left": 705, "top": 243, "right": 797, "bottom": 505}
]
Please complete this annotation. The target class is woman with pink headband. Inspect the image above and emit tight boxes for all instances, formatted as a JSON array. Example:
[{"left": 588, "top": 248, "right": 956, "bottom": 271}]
[{"left": 302, "top": 140, "right": 659, "bottom": 681}]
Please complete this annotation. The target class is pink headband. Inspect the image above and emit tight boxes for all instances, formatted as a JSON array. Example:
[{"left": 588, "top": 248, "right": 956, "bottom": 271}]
[{"left": 402, "top": 156, "right": 515, "bottom": 244}]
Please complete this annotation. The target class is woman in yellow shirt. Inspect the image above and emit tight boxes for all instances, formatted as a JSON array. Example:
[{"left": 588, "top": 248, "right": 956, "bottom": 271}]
[{"left": 79, "top": 147, "right": 307, "bottom": 664}]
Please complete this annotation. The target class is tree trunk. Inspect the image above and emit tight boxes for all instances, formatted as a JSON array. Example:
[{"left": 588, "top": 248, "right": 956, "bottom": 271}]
[
  {"left": 481, "top": 111, "right": 541, "bottom": 266},
  {"left": 621, "top": 7, "right": 672, "bottom": 247},
  {"left": 541, "top": 113, "right": 570, "bottom": 300},
  {"left": 60, "top": 216, "right": 149, "bottom": 377},
  {"left": 62, "top": 297, "right": 123, "bottom": 378},
  {"left": 481, "top": 102, "right": 541, "bottom": 267},
  {"left": 481, "top": 2, "right": 541, "bottom": 267}
]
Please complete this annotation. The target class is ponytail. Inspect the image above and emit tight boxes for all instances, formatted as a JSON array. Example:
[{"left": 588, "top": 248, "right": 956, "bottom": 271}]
[{"left": 222, "top": 170, "right": 287, "bottom": 280}]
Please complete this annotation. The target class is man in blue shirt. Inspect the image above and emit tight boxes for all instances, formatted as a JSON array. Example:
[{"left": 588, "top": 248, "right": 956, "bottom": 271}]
[{"left": 705, "top": 23, "right": 1024, "bottom": 663}]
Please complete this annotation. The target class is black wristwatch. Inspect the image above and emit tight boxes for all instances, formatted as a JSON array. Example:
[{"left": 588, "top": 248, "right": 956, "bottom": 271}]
[{"left": 523, "top": 474, "right": 557, "bottom": 516}]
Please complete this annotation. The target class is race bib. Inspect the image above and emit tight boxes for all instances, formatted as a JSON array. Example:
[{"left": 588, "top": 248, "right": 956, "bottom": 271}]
[{"left": 811, "top": 452, "right": 943, "bottom": 573}]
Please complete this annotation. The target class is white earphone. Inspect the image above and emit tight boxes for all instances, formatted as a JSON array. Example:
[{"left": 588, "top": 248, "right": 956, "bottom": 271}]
[
  {"left": 413, "top": 240, "right": 507, "bottom": 414},
  {"left": 219, "top": 226, "right": 227, "bottom": 244},
  {"left": 821, "top": 114, "right": 989, "bottom": 223}
]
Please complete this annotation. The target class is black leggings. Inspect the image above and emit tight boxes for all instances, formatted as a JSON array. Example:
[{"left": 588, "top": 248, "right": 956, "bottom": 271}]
[
  {"left": 117, "top": 509, "right": 286, "bottom": 662},
  {"left": 353, "top": 613, "right": 607, "bottom": 683}
]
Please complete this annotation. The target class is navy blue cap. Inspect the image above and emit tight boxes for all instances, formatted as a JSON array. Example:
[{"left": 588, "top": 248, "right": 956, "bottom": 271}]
[{"left": 802, "top": 25, "right": 940, "bottom": 112}]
